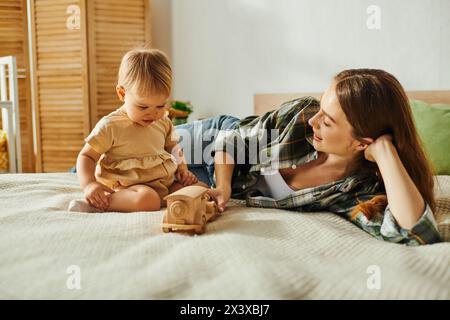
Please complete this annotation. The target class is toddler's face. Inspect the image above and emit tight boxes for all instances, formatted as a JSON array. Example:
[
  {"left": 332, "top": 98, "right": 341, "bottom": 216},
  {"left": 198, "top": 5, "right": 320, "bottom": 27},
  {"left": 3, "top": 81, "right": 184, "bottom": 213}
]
[{"left": 119, "top": 88, "right": 169, "bottom": 126}]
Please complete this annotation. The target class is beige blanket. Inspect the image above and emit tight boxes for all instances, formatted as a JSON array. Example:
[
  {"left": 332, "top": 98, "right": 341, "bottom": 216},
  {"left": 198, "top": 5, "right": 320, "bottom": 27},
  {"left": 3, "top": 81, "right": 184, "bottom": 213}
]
[{"left": 0, "top": 173, "right": 449, "bottom": 299}]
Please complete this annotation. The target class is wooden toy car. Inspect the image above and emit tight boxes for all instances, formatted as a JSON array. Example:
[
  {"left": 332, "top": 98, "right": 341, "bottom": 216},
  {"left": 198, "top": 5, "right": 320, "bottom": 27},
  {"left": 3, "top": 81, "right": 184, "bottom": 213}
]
[{"left": 162, "top": 186, "right": 220, "bottom": 234}]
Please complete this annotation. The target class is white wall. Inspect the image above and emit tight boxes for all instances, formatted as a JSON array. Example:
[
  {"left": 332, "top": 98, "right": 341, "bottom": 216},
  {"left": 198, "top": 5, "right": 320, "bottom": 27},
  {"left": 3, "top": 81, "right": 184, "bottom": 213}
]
[{"left": 151, "top": 0, "right": 450, "bottom": 119}]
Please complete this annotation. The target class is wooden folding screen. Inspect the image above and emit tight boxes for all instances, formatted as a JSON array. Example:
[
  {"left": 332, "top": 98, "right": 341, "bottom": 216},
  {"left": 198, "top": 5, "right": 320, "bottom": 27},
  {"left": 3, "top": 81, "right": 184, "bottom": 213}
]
[
  {"left": 0, "top": 0, "right": 34, "bottom": 172},
  {"left": 29, "top": 0, "right": 151, "bottom": 172}
]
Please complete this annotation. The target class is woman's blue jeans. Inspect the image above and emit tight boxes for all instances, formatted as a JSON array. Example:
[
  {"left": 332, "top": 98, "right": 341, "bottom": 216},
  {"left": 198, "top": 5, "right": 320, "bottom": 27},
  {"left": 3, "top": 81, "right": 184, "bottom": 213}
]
[{"left": 175, "top": 115, "right": 240, "bottom": 187}]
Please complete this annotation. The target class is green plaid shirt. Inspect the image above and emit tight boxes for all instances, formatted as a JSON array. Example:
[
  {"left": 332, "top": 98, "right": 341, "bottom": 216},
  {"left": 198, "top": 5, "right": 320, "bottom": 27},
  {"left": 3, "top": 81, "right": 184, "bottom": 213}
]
[{"left": 214, "top": 97, "right": 442, "bottom": 246}]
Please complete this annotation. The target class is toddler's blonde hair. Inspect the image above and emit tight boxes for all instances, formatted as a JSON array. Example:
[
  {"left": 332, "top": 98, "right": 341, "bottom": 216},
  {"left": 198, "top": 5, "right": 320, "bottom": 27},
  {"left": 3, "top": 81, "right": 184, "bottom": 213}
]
[{"left": 117, "top": 48, "right": 172, "bottom": 97}]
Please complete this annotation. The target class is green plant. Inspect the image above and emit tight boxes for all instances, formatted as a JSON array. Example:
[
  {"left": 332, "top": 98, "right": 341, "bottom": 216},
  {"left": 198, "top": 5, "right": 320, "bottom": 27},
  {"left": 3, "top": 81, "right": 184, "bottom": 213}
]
[{"left": 171, "top": 100, "right": 193, "bottom": 114}]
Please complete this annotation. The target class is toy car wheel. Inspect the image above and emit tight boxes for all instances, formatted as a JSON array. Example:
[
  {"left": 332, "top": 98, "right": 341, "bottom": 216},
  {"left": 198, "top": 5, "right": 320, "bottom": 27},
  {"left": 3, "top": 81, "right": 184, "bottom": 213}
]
[
  {"left": 194, "top": 216, "right": 206, "bottom": 234},
  {"left": 207, "top": 204, "right": 218, "bottom": 221},
  {"left": 170, "top": 200, "right": 187, "bottom": 217},
  {"left": 195, "top": 225, "right": 205, "bottom": 234}
]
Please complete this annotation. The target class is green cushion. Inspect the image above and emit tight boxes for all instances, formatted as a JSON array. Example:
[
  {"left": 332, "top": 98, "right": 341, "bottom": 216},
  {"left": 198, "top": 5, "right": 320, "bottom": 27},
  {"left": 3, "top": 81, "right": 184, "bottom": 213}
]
[{"left": 409, "top": 99, "right": 450, "bottom": 175}]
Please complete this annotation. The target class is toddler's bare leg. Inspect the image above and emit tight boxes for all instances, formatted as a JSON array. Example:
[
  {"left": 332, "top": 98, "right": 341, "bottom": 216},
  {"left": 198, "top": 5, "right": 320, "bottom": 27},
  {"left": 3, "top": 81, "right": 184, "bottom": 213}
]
[{"left": 107, "top": 184, "right": 161, "bottom": 212}]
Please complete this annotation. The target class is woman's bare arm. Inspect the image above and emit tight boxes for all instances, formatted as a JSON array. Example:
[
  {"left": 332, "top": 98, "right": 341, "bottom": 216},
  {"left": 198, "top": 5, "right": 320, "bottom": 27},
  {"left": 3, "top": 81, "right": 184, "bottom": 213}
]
[
  {"left": 207, "top": 151, "right": 235, "bottom": 211},
  {"left": 370, "top": 137, "right": 425, "bottom": 229}
]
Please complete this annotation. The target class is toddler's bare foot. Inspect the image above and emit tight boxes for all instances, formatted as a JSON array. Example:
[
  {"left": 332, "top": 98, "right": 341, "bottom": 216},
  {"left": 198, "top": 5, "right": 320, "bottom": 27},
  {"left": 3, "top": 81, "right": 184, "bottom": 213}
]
[{"left": 68, "top": 199, "right": 104, "bottom": 213}]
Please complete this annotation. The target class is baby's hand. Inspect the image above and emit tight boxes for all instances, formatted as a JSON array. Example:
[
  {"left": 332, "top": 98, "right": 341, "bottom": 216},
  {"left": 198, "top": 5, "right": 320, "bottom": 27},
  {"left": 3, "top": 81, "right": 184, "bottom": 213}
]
[
  {"left": 83, "top": 181, "right": 115, "bottom": 211},
  {"left": 175, "top": 168, "right": 198, "bottom": 186}
]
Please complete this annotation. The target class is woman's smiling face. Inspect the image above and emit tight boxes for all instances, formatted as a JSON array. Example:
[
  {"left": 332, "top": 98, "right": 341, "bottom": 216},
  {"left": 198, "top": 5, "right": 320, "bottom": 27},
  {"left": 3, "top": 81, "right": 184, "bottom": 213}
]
[{"left": 308, "top": 83, "right": 363, "bottom": 157}]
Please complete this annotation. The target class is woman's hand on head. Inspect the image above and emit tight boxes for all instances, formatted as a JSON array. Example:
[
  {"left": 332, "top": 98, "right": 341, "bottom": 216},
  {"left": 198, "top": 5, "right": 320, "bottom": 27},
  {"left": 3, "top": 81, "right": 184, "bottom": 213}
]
[
  {"left": 364, "top": 134, "right": 394, "bottom": 162},
  {"left": 83, "top": 181, "right": 115, "bottom": 211},
  {"left": 207, "top": 185, "right": 231, "bottom": 213}
]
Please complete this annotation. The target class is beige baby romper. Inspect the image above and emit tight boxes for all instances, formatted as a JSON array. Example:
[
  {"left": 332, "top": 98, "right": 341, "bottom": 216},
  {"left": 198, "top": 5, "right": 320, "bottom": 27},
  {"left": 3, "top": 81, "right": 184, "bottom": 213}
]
[{"left": 85, "top": 107, "right": 179, "bottom": 199}]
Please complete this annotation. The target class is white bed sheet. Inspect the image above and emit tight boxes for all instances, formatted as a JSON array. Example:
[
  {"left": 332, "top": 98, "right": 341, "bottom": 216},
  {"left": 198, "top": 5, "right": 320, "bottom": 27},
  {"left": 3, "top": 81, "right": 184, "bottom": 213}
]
[{"left": 0, "top": 173, "right": 449, "bottom": 299}]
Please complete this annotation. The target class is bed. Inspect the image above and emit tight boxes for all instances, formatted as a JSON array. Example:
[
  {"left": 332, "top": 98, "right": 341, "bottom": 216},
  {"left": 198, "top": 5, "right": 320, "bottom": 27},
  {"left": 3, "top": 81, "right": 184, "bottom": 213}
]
[{"left": 0, "top": 91, "right": 449, "bottom": 299}]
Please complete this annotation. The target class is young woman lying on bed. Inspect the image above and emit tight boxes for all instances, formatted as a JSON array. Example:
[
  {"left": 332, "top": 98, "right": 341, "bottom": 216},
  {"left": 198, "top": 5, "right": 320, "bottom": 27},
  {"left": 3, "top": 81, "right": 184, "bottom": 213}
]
[{"left": 176, "top": 68, "right": 442, "bottom": 246}]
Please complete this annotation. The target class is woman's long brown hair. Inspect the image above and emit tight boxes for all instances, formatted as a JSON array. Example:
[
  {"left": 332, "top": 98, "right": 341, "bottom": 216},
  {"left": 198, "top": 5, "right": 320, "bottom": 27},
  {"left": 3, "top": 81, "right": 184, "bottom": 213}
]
[{"left": 334, "top": 69, "right": 436, "bottom": 220}]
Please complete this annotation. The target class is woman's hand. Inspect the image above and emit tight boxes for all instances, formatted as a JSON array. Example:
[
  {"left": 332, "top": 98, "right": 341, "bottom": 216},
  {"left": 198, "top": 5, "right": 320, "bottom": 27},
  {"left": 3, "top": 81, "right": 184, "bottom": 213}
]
[
  {"left": 83, "top": 181, "right": 115, "bottom": 210},
  {"left": 207, "top": 185, "right": 232, "bottom": 213},
  {"left": 175, "top": 167, "right": 198, "bottom": 186},
  {"left": 364, "top": 134, "right": 394, "bottom": 162},
  {"left": 364, "top": 133, "right": 427, "bottom": 229}
]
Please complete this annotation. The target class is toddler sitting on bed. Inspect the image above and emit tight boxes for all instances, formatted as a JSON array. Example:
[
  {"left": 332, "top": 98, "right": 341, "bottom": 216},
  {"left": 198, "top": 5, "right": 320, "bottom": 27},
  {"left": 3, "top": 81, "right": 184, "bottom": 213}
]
[{"left": 69, "top": 48, "right": 206, "bottom": 213}]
